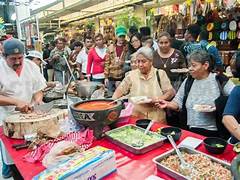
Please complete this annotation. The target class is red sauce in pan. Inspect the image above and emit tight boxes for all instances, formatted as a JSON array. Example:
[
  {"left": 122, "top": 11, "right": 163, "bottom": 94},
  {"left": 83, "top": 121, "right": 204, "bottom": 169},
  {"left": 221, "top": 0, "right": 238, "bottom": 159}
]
[{"left": 75, "top": 101, "right": 117, "bottom": 111}]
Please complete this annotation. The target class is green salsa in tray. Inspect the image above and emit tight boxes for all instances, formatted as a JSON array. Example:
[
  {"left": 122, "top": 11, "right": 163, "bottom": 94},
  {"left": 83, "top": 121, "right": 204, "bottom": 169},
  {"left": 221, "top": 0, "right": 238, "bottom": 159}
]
[{"left": 105, "top": 124, "right": 166, "bottom": 154}]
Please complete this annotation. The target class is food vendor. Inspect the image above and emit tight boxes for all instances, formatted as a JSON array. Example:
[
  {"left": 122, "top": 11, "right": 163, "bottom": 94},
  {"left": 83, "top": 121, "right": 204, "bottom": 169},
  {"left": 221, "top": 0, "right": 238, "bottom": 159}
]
[
  {"left": 0, "top": 38, "right": 46, "bottom": 178},
  {"left": 112, "top": 46, "right": 175, "bottom": 123}
]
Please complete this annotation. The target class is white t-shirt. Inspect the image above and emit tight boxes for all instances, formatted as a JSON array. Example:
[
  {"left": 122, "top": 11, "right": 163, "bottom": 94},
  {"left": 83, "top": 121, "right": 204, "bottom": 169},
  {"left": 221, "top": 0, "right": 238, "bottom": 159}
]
[
  {"left": 92, "top": 47, "right": 106, "bottom": 79},
  {"left": 0, "top": 59, "right": 47, "bottom": 124},
  {"left": 76, "top": 47, "right": 89, "bottom": 74}
]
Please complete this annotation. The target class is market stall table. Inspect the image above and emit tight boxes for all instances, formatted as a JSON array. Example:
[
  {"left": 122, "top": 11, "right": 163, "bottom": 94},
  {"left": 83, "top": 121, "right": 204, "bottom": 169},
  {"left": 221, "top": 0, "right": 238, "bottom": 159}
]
[{"left": 0, "top": 118, "right": 237, "bottom": 180}]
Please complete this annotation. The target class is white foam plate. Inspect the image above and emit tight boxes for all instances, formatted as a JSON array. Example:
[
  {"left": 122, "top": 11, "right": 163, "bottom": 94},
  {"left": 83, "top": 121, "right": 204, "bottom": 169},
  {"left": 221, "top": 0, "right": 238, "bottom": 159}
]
[
  {"left": 130, "top": 96, "right": 152, "bottom": 104},
  {"left": 178, "top": 137, "right": 203, "bottom": 149},
  {"left": 170, "top": 68, "right": 189, "bottom": 73},
  {"left": 193, "top": 104, "right": 216, "bottom": 112}
]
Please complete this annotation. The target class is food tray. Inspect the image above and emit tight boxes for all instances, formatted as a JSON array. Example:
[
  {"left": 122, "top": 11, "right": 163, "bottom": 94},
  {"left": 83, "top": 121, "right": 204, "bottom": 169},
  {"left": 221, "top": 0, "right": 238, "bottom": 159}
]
[
  {"left": 153, "top": 146, "right": 231, "bottom": 180},
  {"left": 105, "top": 124, "right": 166, "bottom": 154}
]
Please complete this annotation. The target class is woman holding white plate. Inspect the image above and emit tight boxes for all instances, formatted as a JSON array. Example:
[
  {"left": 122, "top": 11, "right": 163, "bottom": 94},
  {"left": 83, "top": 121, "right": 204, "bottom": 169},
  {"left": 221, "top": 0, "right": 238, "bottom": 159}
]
[
  {"left": 155, "top": 50, "right": 235, "bottom": 137},
  {"left": 112, "top": 47, "right": 175, "bottom": 123}
]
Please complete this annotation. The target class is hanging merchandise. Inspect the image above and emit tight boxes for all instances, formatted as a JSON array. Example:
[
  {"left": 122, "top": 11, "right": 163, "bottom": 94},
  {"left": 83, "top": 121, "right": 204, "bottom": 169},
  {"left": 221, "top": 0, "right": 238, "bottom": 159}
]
[
  {"left": 228, "top": 31, "right": 237, "bottom": 40},
  {"left": 221, "top": 22, "right": 229, "bottom": 30},
  {"left": 207, "top": 23, "right": 214, "bottom": 31},
  {"left": 220, "top": 31, "right": 228, "bottom": 40},
  {"left": 208, "top": 32, "right": 213, "bottom": 40},
  {"left": 229, "top": 20, "right": 237, "bottom": 31},
  {"left": 203, "top": 2, "right": 211, "bottom": 16},
  {"left": 237, "top": 30, "right": 240, "bottom": 39},
  {"left": 214, "top": 21, "right": 221, "bottom": 31},
  {"left": 186, "top": 0, "right": 192, "bottom": 6},
  {"left": 213, "top": 31, "right": 220, "bottom": 40}
]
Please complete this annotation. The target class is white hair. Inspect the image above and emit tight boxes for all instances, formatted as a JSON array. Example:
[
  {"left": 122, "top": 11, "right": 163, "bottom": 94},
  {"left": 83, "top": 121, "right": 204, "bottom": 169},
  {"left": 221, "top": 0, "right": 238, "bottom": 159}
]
[{"left": 136, "top": 46, "right": 153, "bottom": 61}]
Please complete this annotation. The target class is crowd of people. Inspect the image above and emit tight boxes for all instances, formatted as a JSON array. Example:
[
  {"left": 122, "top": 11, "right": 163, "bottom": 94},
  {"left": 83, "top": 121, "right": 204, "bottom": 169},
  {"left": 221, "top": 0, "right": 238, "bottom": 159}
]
[{"left": 0, "top": 23, "right": 240, "bottom": 178}]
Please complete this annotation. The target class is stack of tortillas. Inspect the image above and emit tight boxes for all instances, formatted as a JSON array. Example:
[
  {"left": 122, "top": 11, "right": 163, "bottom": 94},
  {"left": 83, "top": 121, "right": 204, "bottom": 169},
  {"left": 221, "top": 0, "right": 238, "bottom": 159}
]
[{"left": 3, "top": 109, "right": 68, "bottom": 139}]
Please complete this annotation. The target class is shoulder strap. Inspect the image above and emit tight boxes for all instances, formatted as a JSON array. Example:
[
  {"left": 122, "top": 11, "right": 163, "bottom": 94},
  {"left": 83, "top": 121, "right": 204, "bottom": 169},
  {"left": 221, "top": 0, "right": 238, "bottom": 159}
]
[
  {"left": 182, "top": 75, "right": 194, "bottom": 109},
  {"left": 215, "top": 74, "right": 229, "bottom": 96},
  {"left": 156, "top": 70, "right": 161, "bottom": 90}
]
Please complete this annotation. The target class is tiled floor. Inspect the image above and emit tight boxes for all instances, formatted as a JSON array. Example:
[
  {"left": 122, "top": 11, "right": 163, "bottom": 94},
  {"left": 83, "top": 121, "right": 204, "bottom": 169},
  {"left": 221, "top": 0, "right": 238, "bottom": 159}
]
[{"left": 0, "top": 155, "right": 13, "bottom": 180}]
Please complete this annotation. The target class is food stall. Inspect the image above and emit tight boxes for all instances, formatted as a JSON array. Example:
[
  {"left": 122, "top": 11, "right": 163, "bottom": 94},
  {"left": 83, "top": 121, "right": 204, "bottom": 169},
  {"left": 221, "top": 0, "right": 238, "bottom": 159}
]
[{"left": 0, "top": 105, "right": 238, "bottom": 180}]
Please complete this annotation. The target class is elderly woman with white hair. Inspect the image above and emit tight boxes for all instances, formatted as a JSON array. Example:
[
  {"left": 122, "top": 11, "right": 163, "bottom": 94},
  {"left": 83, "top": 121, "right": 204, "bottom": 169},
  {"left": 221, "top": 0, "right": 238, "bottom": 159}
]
[{"left": 112, "top": 46, "right": 175, "bottom": 123}]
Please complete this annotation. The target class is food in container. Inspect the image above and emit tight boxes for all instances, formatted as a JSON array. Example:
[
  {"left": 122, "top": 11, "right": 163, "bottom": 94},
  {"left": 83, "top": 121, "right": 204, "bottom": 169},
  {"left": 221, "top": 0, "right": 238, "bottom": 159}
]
[
  {"left": 70, "top": 99, "right": 124, "bottom": 139},
  {"left": 75, "top": 100, "right": 117, "bottom": 110},
  {"left": 233, "top": 142, "right": 240, "bottom": 153},
  {"left": 136, "top": 119, "right": 151, "bottom": 129},
  {"left": 203, "top": 137, "right": 227, "bottom": 154},
  {"left": 159, "top": 127, "right": 182, "bottom": 141},
  {"left": 105, "top": 125, "right": 166, "bottom": 154},
  {"left": 153, "top": 146, "right": 232, "bottom": 180}
]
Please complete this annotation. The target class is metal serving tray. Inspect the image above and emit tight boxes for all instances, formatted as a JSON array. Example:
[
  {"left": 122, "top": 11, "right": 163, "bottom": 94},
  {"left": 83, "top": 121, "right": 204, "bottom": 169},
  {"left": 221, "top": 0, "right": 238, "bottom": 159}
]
[
  {"left": 153, "top": 146, "right": 232, "bottom": 180},
  {"left": 105, "top": 124, "right": 166, "bottom": 154}
]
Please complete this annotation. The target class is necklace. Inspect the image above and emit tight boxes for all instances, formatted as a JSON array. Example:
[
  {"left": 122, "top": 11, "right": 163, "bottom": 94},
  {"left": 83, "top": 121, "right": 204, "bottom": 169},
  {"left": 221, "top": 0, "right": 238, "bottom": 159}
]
[
  {"left": 160, "top": 57, "right": 171, "bottom": 68},
  {"left": 158, "top": 49, "right": 173, "bottom": 69}
]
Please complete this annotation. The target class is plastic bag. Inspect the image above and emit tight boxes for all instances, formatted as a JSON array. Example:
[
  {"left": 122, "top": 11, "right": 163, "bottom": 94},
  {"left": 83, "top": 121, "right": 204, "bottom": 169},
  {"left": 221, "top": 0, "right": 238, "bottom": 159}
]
[
  {"left": 119, "top": 102, "right": 134, "bottom": 118},
  {"left": 42, "top": 141, "right": 82, "bottom": 168},
  {"left": 90, "top": 85, "right": 105, "bottom": 99}
]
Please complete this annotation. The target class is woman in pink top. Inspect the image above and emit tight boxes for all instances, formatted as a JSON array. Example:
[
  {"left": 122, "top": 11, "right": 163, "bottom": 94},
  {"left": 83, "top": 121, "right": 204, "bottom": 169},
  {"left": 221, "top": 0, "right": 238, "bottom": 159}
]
[{"left": 87, "top": 33, "right": 106, "bottom": 83}]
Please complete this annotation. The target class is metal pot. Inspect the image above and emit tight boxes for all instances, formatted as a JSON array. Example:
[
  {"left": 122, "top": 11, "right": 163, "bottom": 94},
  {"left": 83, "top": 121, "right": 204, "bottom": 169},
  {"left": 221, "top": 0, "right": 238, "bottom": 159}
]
[
  {"left": 74, "top": 81, "right": 100, "bottom": 99},
  {"left": 70, "top": 99, "right": 124, "bottom": 139},
  {"left": 231, "top": 154, "right": 240, "bottom": 180},
  {"left": 43, "top": 90, "right": 63, "bottom": 103}
]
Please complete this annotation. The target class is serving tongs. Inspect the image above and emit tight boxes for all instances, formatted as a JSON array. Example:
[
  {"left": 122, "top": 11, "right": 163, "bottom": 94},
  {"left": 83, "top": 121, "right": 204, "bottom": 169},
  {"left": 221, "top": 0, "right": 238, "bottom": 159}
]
[{"left": 167, "top": 135, "right": 196, "bottom": 178}]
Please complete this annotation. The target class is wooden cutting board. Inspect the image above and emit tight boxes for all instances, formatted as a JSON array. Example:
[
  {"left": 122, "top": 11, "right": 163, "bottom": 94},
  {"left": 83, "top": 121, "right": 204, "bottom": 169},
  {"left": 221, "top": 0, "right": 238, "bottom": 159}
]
[{"left": 3, "top": 109, "right": 68, "bottom": 139}]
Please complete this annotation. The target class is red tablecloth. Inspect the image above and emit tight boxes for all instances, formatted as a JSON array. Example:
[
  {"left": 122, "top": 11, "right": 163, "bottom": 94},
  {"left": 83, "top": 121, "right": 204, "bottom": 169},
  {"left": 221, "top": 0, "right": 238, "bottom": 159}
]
[{"left": 0, "top": 117, "right": 237, "bottom": 180}]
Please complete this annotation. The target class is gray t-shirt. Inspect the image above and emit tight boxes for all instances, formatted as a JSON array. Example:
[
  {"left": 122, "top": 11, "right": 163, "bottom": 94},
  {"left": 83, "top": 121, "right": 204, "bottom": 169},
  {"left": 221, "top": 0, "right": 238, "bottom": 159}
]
[{"left": 173, "top": 73, "right": 235, "bottom": 130}]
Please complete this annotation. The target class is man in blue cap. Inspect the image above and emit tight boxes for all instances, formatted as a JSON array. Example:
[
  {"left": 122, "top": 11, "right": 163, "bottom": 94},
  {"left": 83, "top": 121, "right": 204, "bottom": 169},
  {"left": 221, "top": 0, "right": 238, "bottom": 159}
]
[
  {"left": 104, "top": 26, "right": 128, "bottom": 93},
  {"left": 0, "top": 38, "right": 46, "bottom": 178}
]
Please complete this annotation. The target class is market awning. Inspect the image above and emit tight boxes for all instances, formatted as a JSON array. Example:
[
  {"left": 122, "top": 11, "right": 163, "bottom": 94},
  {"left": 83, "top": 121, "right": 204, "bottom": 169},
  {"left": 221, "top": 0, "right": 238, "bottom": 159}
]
[
  {"left": 60, "top": 0, "right": 153, "bottom": 25},
  {"left": 33, "top": 0, "right": 108, "bottom": 22}
]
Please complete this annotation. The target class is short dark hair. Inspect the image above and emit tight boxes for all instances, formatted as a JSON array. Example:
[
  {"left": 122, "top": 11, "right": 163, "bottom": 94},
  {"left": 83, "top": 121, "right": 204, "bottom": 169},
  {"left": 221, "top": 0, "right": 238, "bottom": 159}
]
[
  {"left": 187, "top": 24, "right": 200, "bottom": 40},
  {"left": 188, "top": 50, "right": 213, "bottom": 71},
  {"left": 84, "top": 36, "right": 93, "bottom": 42},
  {"left": 158, "top": 31, "right": 171, "bottom": 41},
  {"left": 73, "top": 41, "right": 83, "bottom": 48},
  {"left": 130, "top": 32, "right": 142, "bottom": 43},
  {"left": 199, "top": 30, "right": 208, "bottom": 41},
  {"left": 55, "top": 37, "right": 66, "bottom": 44},
  {"left": 129, "top": 26, "right": 138, "bottom": 35},
  {"left": 165, "top": 23, "right": 177, "bottom": 38},
  {"left": 94, "top": 33, "right": 103, "bottom": 40}
]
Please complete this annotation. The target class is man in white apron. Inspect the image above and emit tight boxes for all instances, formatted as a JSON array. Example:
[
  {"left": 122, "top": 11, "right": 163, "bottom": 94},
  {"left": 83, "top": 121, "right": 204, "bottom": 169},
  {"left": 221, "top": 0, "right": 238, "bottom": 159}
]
[{"left": 0, "top": 39, "right": 46, "bottom": 178}]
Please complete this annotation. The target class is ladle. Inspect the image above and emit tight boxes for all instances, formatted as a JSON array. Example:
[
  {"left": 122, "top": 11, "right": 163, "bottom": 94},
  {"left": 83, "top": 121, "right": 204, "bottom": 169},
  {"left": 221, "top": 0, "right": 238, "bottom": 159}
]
[
  {"left": 132, "top": 121, "right": 154, "bottom": 148},
  {"left": 167, "top": 135, "right": 195, "bottom": 177},
  {"left": 107, "top": 95, "right": 128, "bottom": 105}
]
